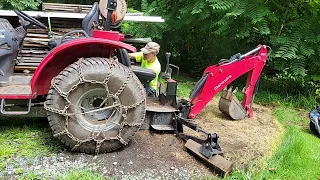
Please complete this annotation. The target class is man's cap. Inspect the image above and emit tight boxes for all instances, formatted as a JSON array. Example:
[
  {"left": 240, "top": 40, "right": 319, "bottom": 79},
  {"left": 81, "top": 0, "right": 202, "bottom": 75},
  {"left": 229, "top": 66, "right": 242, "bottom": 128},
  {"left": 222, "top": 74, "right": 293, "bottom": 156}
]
[{"left": 141, "top": 42, "right": 160, "bottom": 54}]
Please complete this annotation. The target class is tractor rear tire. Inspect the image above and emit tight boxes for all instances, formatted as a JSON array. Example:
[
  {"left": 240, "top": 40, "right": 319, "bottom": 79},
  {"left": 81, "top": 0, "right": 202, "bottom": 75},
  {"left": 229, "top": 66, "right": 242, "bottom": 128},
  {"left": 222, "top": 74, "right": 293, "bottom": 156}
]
[{"left": 45, "top": 57, "right": 146, "bottom": 154}]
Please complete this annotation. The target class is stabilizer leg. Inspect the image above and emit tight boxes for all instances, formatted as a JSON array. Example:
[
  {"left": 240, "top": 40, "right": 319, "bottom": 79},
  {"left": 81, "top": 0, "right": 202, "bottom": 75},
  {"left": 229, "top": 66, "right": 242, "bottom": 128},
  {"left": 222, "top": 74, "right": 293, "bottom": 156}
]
[
  {"left": 185, "top": 139, "right": 233, "bottom": 177},
  {"left": 175, "top": 116, "right": 233, "bottom": 176}
]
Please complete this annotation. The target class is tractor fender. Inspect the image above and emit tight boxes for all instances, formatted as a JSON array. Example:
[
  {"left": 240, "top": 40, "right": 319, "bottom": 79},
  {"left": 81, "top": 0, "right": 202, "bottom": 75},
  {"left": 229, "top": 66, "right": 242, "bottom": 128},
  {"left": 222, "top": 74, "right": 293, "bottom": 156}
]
[{"left": 30, "top": 38, "right": 136, "bottom": 96}]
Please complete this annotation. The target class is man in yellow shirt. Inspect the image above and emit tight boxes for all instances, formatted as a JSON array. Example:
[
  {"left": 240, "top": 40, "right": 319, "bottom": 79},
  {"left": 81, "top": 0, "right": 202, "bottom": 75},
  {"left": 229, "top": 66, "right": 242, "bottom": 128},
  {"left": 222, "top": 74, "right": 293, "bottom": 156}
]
[{"left": 129, "top": 42, "right": 161, "bottom": 97}]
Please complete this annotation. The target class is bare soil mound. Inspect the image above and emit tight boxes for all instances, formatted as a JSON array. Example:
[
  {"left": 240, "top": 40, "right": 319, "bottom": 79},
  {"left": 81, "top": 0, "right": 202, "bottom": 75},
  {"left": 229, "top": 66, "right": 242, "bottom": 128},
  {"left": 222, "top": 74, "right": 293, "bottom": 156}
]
[{"left": 185, "top": 97, "right": 282, "bottom": 167}]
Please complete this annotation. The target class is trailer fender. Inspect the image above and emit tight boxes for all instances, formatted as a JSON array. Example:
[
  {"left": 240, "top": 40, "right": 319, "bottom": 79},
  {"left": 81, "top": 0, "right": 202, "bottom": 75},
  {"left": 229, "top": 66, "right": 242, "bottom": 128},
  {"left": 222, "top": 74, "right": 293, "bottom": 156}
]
[{"left": 30, "top": 38, "right": 136, "bottom": 96}]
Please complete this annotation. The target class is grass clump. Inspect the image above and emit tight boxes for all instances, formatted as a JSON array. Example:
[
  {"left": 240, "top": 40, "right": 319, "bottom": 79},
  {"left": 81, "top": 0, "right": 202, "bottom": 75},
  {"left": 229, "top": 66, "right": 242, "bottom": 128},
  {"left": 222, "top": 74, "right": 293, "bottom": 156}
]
[
  {"left": 222, "top": 106, "right": 320, "bottom": 180},
  {"left": 57, "top": 169, "right": 108, "bottom": 180},
  {"left": 18, "top": 169, "right": 111, "bottom": 180},
  {"left": 0, "top": 122, "right": 62, "bottom": 160}
]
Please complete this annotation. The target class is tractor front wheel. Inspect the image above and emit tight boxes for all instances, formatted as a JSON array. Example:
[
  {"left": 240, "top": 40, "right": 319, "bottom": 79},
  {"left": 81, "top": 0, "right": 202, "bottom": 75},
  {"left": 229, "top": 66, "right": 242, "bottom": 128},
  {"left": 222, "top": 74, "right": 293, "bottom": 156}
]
[{"left": 45, "top": 57, "right": 146, "bottom": 153}]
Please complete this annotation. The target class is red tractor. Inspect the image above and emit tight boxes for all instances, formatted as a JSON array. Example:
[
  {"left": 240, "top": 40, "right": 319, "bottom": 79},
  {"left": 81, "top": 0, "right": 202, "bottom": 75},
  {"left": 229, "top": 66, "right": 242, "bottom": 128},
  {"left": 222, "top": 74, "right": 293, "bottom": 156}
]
[{"left": 0, "top": 0, "right": 269, "bottom": 175}]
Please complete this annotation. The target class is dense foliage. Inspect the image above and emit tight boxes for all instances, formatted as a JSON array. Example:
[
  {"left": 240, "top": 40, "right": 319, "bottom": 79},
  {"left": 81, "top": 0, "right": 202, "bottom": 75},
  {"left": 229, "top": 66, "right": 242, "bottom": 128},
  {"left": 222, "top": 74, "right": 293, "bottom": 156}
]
[
  {"left": 0, "top": 0, "right": 96, "bottom": 10},
  {"left": 0, "top": 0, "right": 41, "bottom": 10},
  {"left": 1, "top": 0, "right": 319, "bottom": 97},
  {"left": 122, "top": 0, "right": 320, "bottom": 89}
]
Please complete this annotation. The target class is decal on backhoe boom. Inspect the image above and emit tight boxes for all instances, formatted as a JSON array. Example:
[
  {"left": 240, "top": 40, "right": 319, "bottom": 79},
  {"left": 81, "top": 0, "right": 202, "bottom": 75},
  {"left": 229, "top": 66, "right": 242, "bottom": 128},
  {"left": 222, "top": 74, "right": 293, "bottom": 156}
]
[{"left": 214, "top": 75, "right": 232, "bottom": 91}]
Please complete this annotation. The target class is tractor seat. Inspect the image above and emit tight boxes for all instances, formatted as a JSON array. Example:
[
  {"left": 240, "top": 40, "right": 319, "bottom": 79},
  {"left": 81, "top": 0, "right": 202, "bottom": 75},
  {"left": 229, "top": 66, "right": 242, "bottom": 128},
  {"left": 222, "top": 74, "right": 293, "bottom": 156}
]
[
  {"left": 131, "top": 65, "right": 156, "bottom": 85},
  {"left": 48, "top": 2, "right": 99, "bottom": 49}
]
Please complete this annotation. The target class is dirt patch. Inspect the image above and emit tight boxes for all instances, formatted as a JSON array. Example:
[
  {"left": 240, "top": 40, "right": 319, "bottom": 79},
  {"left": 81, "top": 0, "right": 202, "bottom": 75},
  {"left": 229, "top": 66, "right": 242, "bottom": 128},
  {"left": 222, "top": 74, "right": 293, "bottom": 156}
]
[
  {"left": 185, "top": 97, "right": 282, "bottom": 167},
  {"left": 1, "top": 97, "right": 282, "bottom": 179}
]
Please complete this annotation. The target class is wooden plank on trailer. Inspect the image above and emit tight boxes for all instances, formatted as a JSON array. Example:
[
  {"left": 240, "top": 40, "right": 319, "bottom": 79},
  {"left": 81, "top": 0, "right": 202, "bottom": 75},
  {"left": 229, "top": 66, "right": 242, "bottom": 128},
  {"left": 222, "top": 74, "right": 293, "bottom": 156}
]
[
  {"left": 18, "top": 54, "right": 46, "bottom": 58},
  {"left": 24, "top": 38, "right": 50, "bottom": 42},
  {"left": 16, "top": 63, "right": 40, "bottom": 66},
  {"left": 17, "top": 57, "right": 44, "bottom": 61},
  {"left": 23, "top": 43, "right": 46, "bottom": 47},
  {"left": 27, "top": 29, "right": 49, "bottom": 34},
  {"left": 18, "top": 59, "right": 44, "bottom": 63},
  {"left": 19, "top": 60, "right": 44, "bottom": 63},
  {"left": 15, "top": 66, "right": 37, "bottom": 71},
  {"left": 42, "top": 3, "right": 93, "bottom": 13},
  {"left": 20, "top": 50, "right": 48, "bottom": 54}
]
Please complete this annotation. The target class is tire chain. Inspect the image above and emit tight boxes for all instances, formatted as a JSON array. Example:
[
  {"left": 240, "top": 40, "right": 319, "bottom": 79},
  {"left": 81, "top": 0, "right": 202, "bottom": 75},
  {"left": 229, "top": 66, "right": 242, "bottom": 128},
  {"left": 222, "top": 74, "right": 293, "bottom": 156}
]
[{"left": 44, "top": 58, "right": 146, "bottom": 153}]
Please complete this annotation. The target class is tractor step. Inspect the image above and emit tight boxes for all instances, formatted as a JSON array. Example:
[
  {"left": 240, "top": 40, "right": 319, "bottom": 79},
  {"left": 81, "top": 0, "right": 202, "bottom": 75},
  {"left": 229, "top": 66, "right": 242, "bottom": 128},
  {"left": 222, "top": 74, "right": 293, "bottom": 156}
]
[
  {"left": 0, "top": 85, "right": 31, "bottom": 95},
  {"left": 1, "top": 99, "right": 32, "bottom": 115},
  {"left": 10, "top": 75, "right": 33, "bottom": 85},
  {"left": 0, "top": 75, "right": 32, "bottom": 87},
  {"left": 0, "top": 85, "right": 32, "bottom": 99}
]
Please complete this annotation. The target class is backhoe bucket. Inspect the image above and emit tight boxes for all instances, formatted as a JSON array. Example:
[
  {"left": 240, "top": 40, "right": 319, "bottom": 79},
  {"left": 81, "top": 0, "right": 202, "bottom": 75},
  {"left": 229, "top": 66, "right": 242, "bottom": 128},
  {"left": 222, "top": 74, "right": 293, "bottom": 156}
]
[{"left": 218, "top": 87, "right": 247, "bottom": 120}]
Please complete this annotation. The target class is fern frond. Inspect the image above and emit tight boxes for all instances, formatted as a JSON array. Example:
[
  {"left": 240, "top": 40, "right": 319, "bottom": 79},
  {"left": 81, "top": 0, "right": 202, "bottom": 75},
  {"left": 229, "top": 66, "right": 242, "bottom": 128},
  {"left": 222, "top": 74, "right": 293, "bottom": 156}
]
[
  {"left": 274, "top": 44, "right": 298, "bottom": 60},
  {"left": 207, "top": 0, "right": 237, "bottom": 11},
  {"left": 255, "top": 20, "right": 271, "bottom": 35},
  {"left": 199, "top": 8, "right": 212, "bottom": 20},
  {"left": 300, "top": 42, "right": 315, "bottom": 57},
  {"left": 214, "top": 24, "right": 229, "bottom": 35},
  {"left": 191, "top": 1, "right": 205, "bottom": 14},
  {"left": 235, "top": 29, "right": 250, "bottom": 39},
  {"left": 226, "top": 8, "right": 245, "bottom": 17},
  {"left": 290, "top": 58, "right": 307, "bottom": 77},
  {"left": 247, "top": 7, "right": 271, "bottom": 24}
]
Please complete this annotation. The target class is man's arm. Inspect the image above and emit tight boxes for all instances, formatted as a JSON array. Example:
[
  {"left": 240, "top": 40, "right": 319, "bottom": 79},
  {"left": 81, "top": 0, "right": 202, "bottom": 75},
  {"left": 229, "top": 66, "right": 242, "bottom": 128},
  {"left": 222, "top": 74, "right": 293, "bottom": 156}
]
[
  {"left": 128, "top": 52, "right": 142, "bottom": 60},
  {"left": 128, "top": 52, "right": 143, "bottom": 63}
]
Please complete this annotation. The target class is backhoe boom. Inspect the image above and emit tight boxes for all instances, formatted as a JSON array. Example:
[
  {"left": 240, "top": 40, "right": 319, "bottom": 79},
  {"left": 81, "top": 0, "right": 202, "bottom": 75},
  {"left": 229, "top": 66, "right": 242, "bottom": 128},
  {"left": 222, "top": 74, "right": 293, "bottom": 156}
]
[{"left": 188, "top": 45, "right": 269, "bottom": 119}]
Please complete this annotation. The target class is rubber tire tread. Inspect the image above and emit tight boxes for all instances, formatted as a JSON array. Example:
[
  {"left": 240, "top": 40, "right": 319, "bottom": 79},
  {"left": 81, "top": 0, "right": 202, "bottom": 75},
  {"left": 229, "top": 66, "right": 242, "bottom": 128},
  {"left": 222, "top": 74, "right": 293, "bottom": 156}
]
[{"left": 46, "top": 57, "right": 146, "bottom": 154}]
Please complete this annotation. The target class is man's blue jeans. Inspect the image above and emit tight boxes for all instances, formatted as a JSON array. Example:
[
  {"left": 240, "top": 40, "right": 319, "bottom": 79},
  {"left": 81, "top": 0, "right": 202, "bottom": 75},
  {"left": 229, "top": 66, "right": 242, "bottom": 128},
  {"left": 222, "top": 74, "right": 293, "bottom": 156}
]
[{"left": 146, "top": 84, "right": 156, "bottom": 97}]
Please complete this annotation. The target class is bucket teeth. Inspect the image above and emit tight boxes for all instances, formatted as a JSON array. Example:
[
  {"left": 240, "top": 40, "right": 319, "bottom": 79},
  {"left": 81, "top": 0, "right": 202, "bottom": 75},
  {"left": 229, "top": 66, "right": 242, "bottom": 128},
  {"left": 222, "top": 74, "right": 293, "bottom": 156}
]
[
  {"left": 219, "top": 86, "right": 247, "bottom": 120},
  {"left": 221, "top": 86, "right": 237, "bottom": 100},
  {"left": 232, "top": 87, "right": 238, "bottom": 94},
  {"left": 222, "top": 87, "right": 228, "bottom": 97}
]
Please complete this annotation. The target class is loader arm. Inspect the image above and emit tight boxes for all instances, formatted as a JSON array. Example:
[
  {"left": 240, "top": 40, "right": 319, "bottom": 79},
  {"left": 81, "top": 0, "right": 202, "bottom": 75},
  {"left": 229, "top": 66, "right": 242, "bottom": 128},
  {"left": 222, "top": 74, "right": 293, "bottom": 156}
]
[{"left": 188, "top": 45, "right": 269, "bottom": 119}]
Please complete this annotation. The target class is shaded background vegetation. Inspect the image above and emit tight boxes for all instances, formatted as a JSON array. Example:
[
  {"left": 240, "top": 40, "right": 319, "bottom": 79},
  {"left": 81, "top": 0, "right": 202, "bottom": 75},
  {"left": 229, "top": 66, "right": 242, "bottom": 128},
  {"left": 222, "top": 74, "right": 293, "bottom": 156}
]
[
  {"left": 0, "top": 0, "right": 320, "bottom": 104},
  {"left": 123, "top": 0, "right": 320, "bottom": 100}
]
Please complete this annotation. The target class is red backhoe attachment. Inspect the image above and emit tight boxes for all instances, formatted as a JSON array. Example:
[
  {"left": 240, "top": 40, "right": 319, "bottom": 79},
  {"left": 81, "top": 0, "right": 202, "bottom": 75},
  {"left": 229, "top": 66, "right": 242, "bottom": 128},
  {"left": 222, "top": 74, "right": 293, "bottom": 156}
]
[
  {"left": 172, "top": 45, "right": 269, "bottom": 175},
  {"left": 188, "top": 45, "right": 269, "bottom": 120}
]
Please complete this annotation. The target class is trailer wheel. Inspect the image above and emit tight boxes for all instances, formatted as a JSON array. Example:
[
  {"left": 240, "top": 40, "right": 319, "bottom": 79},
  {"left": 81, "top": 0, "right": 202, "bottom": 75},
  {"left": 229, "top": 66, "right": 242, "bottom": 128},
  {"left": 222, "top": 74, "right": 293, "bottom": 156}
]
[{"left": 45, "top": 57, "right": 146, "bottom": 153}]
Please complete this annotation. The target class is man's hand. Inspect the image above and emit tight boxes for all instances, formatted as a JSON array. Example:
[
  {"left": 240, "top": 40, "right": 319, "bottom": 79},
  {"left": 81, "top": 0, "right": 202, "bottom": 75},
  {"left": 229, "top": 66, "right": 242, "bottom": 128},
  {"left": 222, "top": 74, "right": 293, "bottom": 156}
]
[{"left": 128, "top": 52, "right": 141, "bottom": 59}]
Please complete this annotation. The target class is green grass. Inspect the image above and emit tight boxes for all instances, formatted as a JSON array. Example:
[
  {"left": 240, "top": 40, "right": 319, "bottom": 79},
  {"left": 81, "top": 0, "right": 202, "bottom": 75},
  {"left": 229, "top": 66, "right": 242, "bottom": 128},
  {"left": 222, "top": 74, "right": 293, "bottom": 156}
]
[
  {"left": 262, "top": 126, "right": 320, "bottom": 179},
  {"left": 174, "top": 74, "right": 198, "bottom": 98},
  {"left": 175, "top": 75, "right": 320, "bottom": 180},
  {"left": 17, "top": 172, "right": 46, "bottom": 180},
  {"left": 273, "top": 106, "right": 309, "bottom": 126},
  {"left": 254, "top": 91, "right": 317, "bottom": 110},
  {"left": 0, "top": 120, "right": 63, "bottom": 170},
  {"left": 0, "top": 125, "right": 61, "bottom": 159},
  {"left": 57, "top": 169, "right": 110, "bottom": 180},
  {"left": 222, "top": 106, "right": 320, "bottom": 180},
  {"left": 177, "top": 82, "right": 195, "bottom": 98},
  {"left": 18, "top": 169, "right": 112, "bottom": 180}
]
